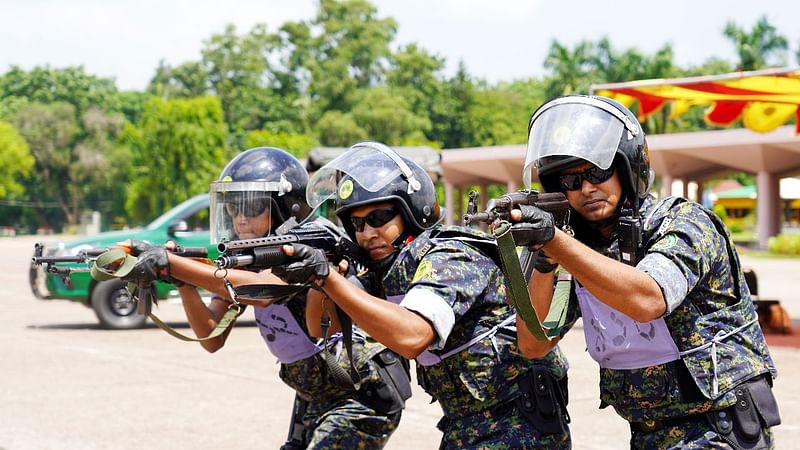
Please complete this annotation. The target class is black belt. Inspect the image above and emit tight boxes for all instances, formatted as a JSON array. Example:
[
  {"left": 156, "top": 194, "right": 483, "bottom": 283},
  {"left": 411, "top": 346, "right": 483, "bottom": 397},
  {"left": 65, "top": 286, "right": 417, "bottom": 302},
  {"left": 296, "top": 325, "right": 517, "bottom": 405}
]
[{"left": 629, "top": 412, "right": 707, "bottom": 433}]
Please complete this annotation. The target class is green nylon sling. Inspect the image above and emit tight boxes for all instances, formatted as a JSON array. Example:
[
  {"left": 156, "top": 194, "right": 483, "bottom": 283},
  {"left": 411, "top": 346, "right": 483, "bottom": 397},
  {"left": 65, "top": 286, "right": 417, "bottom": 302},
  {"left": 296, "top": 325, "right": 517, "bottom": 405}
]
[
  {"left": 91, "top": 249, "right": 241, "bottom": 342},
  {"left": 493, "top": 221, "right": 571, "bottom": 341}
]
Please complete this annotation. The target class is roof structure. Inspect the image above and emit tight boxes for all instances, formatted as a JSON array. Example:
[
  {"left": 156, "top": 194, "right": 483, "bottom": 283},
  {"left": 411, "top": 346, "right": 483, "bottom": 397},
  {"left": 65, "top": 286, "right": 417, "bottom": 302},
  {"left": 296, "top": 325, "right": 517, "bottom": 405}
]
[
  {"left": 440, "top": 125, "right": 800, "bottom": 187},
  {"left": 591, "top": 67, "right": 800, "bottom": 134}
]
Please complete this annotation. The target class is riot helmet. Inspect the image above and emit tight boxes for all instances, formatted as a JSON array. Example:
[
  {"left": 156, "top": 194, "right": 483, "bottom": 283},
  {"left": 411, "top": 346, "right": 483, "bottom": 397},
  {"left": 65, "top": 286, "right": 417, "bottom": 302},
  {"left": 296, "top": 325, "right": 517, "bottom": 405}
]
[
  {"left": 523, "top": 95, "right": 653, "bottom": 203},
  {"left": 210, "top": 147, "right": 312, "bottom": 243},
  {"left": 306, "top": 141, "right": 440, "bottom": 242}
]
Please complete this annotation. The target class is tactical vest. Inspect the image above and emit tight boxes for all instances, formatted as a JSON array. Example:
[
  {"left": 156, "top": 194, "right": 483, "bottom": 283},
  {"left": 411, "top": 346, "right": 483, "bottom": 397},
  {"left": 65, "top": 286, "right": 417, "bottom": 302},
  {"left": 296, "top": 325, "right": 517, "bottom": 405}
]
[
  {"left": 598, "top": 197, "right": 777, "bottom": 420},
  {"left": 383, "top": 225, "right": 568, "bottom": 417}
]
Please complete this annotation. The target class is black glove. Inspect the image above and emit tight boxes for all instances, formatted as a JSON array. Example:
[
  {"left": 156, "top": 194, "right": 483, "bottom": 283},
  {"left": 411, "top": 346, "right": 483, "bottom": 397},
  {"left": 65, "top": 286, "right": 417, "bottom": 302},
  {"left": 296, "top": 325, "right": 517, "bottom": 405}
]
[
  {"left": 127, "top": 240, "right": 155, "bottom": 256},
  {"left": 531, "top": 249, "right": 558, "bottom": 273},
  {"left": 272, "top": 244, "right": 330, "bottom": 285},
  {"left": 511, "top": 205, "right": 555, "bottom": 247},
  {"left": 122, "top": 247, "right": 178, "bottom": 285}
]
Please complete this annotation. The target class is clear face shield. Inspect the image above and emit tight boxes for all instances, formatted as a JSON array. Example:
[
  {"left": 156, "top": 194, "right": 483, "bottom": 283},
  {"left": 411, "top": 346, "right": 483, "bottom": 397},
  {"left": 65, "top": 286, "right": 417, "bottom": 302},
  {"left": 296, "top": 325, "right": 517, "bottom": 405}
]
[
  {"left": 209, "top": 180, "right": 288, "bottom": 243},
  {"left": 523, "top": 97, "right": 634, "bottom": 187},
  {"left": 306, "top": 142, "right": 421, "bottom": 210}
]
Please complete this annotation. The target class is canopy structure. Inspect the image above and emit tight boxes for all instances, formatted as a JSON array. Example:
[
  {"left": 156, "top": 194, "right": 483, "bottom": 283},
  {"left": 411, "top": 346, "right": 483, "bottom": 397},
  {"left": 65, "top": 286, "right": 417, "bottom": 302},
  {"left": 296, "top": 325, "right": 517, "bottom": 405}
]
[{"left": 592, "top": 68, "right": 800, "bottom": 133}]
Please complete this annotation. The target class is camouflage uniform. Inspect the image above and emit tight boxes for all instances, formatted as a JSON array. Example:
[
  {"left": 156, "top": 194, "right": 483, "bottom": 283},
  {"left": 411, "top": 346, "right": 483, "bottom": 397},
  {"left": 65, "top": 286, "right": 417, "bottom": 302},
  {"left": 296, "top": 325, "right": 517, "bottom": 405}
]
[
  {"left": 255, "top": 298, "right": 402, "bottom": 449},
  {"left": 376, "top": 225, "right": 571, "bottom": 449},
  {"left": 562, "top": 196, "right": 779, "bottom": 449}
]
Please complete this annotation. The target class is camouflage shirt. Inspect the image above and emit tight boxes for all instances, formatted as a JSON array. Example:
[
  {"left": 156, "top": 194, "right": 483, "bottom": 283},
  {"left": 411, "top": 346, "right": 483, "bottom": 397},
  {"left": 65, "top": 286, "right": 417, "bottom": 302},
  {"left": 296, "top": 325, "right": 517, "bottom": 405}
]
[
  {"left": 564, "top": 196, "right": 777, "bottom": 423},
  {"left": 379, "top": 225, "right": 568, "bottom": 418},
  {"left": 263, "top": 300, "right": 390, "bottom": 417}
]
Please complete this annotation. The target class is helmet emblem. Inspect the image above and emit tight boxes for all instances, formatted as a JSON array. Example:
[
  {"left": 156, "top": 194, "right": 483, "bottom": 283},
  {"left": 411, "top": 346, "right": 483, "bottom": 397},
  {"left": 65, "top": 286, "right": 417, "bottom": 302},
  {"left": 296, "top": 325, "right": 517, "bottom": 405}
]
[
  {"left": 339, "top": 179, "right": 354, "bottom": 199},
  {"left": 221, "top": 175, "right": 233, "bottom": 182},
  {"left": 553, "top": 126, "right": 571, "bottom": 145}
]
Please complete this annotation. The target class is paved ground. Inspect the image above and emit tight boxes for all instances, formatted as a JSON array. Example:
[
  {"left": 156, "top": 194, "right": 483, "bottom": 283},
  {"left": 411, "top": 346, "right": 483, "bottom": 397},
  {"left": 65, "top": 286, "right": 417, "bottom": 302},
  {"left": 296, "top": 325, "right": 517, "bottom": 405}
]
[{"left": 1, "top": 235, "right": 798, "bottom": 449}]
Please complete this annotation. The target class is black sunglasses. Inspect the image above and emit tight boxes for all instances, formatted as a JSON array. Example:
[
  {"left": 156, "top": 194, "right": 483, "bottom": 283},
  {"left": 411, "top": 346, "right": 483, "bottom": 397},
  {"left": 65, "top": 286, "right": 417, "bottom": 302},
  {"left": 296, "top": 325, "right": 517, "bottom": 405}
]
[
  {"left": 225, "top": 197, "right": 271, "bottom": 218},
  {"left": 350, "top": 207, "right": 398, "bottom": 232},
  {"left": 559, "top": 166, "right": 615, "bottom": 191}
]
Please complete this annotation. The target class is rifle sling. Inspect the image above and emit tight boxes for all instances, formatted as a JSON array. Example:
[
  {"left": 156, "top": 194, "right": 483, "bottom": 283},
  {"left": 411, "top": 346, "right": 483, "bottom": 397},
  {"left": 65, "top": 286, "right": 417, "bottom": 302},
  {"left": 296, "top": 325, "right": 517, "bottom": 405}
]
[
  {"left": 493, "top": 221, "right": 571, "bottom": 341},
  {"left": 90, "top": 249, "right": 243, "bottom": 341},
  {"left": 333, "top": 305, "right": 363, "bottom": 390}
]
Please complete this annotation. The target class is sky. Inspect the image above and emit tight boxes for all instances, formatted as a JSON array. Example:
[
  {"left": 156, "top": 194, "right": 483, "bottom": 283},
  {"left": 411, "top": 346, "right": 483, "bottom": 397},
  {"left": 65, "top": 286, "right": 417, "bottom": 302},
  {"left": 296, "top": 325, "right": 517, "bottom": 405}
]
[{"left": 1, "top": 0, "right": 799, "bottom": 91}]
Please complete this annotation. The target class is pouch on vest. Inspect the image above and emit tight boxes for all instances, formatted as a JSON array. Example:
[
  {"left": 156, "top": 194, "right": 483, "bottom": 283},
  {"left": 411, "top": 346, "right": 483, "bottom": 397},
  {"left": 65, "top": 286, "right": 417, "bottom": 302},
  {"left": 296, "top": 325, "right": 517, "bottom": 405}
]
[
  {"left": 358, "top": 349, "right": 412, "bottom": 415},
  {"left": 515, "top": 365, "right": 570, "bottom": 435},
  {"left": 707, "top": 375, "right": 780, "bottom": 450}
]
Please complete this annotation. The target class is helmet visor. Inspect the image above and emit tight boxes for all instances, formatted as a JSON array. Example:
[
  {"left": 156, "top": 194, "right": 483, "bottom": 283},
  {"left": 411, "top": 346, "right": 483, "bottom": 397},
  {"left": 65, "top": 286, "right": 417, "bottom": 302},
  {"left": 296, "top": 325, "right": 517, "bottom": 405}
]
[
  {"left": 209, "top": 181, "right": 278, "bottom": 243},
  {"left": 523, "top": 100, "right": 625, "bottom": 187},
  {"left": 307, "top": 145, "right": 406, "bottom": 209}
]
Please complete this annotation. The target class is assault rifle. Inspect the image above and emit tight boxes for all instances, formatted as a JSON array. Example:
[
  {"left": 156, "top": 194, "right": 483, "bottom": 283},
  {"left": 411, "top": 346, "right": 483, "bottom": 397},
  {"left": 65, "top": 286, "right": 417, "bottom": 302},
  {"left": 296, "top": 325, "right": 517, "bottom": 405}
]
[
  {"left": 32, "top": 243, "right": 105, "bottom": 287},
  {"left": 33, "top": 241, "right": 208, "bottom": 315},
  {"left": 463, "top": 189, "right": 571, "bottom": 229},
  {"left": 215, "top": 221, "right": 367, "bottom": 274}
]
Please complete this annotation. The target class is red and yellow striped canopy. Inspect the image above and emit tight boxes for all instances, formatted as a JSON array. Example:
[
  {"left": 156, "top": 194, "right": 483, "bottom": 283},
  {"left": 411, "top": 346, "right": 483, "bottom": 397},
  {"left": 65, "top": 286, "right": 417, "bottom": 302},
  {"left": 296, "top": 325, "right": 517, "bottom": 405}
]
[{"left": 592, "top": 68, "right": 800, "bottom": 133}]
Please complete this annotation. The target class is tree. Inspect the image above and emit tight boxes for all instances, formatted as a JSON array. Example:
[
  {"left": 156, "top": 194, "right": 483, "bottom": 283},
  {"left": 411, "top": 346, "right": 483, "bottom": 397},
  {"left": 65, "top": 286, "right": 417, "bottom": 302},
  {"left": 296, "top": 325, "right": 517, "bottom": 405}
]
[
  {"left": 543, "top": 39, "right": 594, "bottom": 98},
  {"left": 0, "top": 66, "right": 122, "bottom": 117},
  {"left": 315, "top": 110, "right": 367, "bottom": 146},
  {"left": 428, "top": 62, "right": 476, "bottom": 149},
  {"left": 350, "top": 87, "right": 431, "bottom": 145},
  {"left": 387, "top": 43, "right": 445, "bottom": 117},
  {"left": 306, "top": 0, "right": 397, "bottom": 115},
  {"left": 121, "top": 96, "right": 229, "bottom": 222},
  {"left": 723, "top": 16, "right": 788, "bottom": 70},
  {"left": 243, "top": 130, "right": 317, "bottom": 158},
  {"left": 0, "top": 121, "right": 34, "bottom": 198}
]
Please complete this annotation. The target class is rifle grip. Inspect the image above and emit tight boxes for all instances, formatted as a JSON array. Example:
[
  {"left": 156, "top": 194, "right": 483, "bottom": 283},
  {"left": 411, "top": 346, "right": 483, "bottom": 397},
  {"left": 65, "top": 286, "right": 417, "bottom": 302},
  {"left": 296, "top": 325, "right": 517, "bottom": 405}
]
[{"left": 252, "top": 246, "right": 289, "bottom": 268}]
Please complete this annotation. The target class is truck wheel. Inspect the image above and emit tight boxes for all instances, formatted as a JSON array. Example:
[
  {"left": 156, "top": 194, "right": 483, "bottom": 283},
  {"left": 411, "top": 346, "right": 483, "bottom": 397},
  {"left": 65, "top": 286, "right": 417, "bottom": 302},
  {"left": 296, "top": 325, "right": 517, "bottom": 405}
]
[{"left": 91, "top": 280, "right": 148, "bottom": 329}]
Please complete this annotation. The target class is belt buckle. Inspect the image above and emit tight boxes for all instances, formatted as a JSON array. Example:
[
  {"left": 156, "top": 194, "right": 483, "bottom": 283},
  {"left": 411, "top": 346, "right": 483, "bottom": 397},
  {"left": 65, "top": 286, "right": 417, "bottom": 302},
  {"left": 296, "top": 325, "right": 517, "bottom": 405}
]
[{"left": 639, "top": 418, "right": 662, "bottom": 432}]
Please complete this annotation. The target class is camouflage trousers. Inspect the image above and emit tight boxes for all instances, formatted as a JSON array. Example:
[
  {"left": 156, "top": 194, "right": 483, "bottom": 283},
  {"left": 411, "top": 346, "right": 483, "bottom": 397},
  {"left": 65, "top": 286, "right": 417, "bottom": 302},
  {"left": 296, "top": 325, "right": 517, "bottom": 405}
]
[
  {"left": 304, "top": 398, "right": 401, "bottom": 449},
  {"left": 630, "top": 417, "right": 775, "bottom": 449},
  {"left": 436, "top": 401, "right": 571, "bottom": 450}
]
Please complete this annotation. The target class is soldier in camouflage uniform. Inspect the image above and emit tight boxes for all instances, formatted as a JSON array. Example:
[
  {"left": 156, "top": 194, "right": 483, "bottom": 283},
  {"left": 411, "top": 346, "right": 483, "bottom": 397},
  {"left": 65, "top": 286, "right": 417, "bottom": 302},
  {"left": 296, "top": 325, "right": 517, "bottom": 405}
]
[
  {"left": 513, "top": 95, "right": 781, "bottom": 449},
  {"left": 127, "top": 147, "right": 407, "bottom": 449},
  {"left": 272, "top": 142, "right": 572, "bottom": 449}
]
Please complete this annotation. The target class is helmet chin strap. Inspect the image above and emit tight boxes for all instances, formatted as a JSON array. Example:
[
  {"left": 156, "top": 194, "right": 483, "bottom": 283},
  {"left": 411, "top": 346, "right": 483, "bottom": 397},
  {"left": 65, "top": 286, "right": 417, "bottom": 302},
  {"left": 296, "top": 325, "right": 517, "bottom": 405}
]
[{"left": 368, "top": 232, "right": 415, "bottom": 272}]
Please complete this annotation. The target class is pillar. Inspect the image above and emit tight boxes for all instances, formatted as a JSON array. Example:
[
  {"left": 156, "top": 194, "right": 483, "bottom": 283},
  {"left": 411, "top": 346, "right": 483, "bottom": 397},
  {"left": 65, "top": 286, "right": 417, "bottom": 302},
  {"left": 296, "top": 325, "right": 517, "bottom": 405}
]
[
  {"left": 660, "top": 175, "right": 674, "bottom": 198},
  {"left": 756, "top": 171, "right": 781, "bottom": 249},
  {"left": 444, "top": 181, "right": 455, "bottom": 225}
]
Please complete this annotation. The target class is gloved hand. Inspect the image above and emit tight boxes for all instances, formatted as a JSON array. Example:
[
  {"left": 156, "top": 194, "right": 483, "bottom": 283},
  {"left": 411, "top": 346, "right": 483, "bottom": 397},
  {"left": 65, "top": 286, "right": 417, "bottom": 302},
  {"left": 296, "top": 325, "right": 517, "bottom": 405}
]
[
  {"left": 122, "top": 247, "right": 179, "bottom": 285},
  {"left": 127, "top": 240, "right": 154, "bottom": 256},
  {"left": 531, "top": 249, "right": 558, "bottom": 273},
  {"left": 510, "top": 205, "right": 555, "bottom": 247},
  {"left": 272, "top": 244, "right": 330, "bottom": 285}
]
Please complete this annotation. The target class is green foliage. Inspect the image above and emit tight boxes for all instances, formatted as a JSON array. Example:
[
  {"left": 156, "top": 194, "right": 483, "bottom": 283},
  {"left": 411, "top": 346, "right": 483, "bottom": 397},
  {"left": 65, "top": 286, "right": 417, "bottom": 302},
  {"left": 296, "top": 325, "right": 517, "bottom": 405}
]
[
  {"left": 315, "top": 110, "right": 367, "bottom": 146},
  {"left": 0, "top": 66, "right": 121, "bottom": 117},
  {"left": 767, "top": 233, "right": 800, "bottom": 255},
  {"left": 723, "top": 16, "right": 788, "bottom": 70},
  {"left": 712, "top": 203, "right": 728, "bottom": 221},
  {"left": 11, "top": 102, "right": 130, "bottom": 227},
  {"left": 121, "top": 96, "right": 228, "bottom": 223},
  {"left": 350, "top": 87, "right": 430, "bottom": 145},
  {"left": 243, "top": 130, "right": 317, "bottom": 158},
  {"left": 0, "top": 121, "right": 34, "bottom": 197}
]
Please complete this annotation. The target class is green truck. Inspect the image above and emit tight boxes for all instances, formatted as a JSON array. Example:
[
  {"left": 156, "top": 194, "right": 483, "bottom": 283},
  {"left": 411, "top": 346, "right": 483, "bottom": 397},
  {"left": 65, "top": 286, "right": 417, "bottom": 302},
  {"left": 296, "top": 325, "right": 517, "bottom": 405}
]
[{"left": 29, "top": 194, "right": 218, "bottom": 329}]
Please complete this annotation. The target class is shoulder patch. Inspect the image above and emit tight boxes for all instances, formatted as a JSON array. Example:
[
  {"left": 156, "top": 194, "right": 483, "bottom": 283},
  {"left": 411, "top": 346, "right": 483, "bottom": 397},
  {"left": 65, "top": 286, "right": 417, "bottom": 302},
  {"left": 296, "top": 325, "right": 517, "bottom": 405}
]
[
  {"left": 411, "top": 260, "right": 434, "bottom": 283},
  {"left": 649, "top": 233, "right": 679, "bottom": 252}
]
